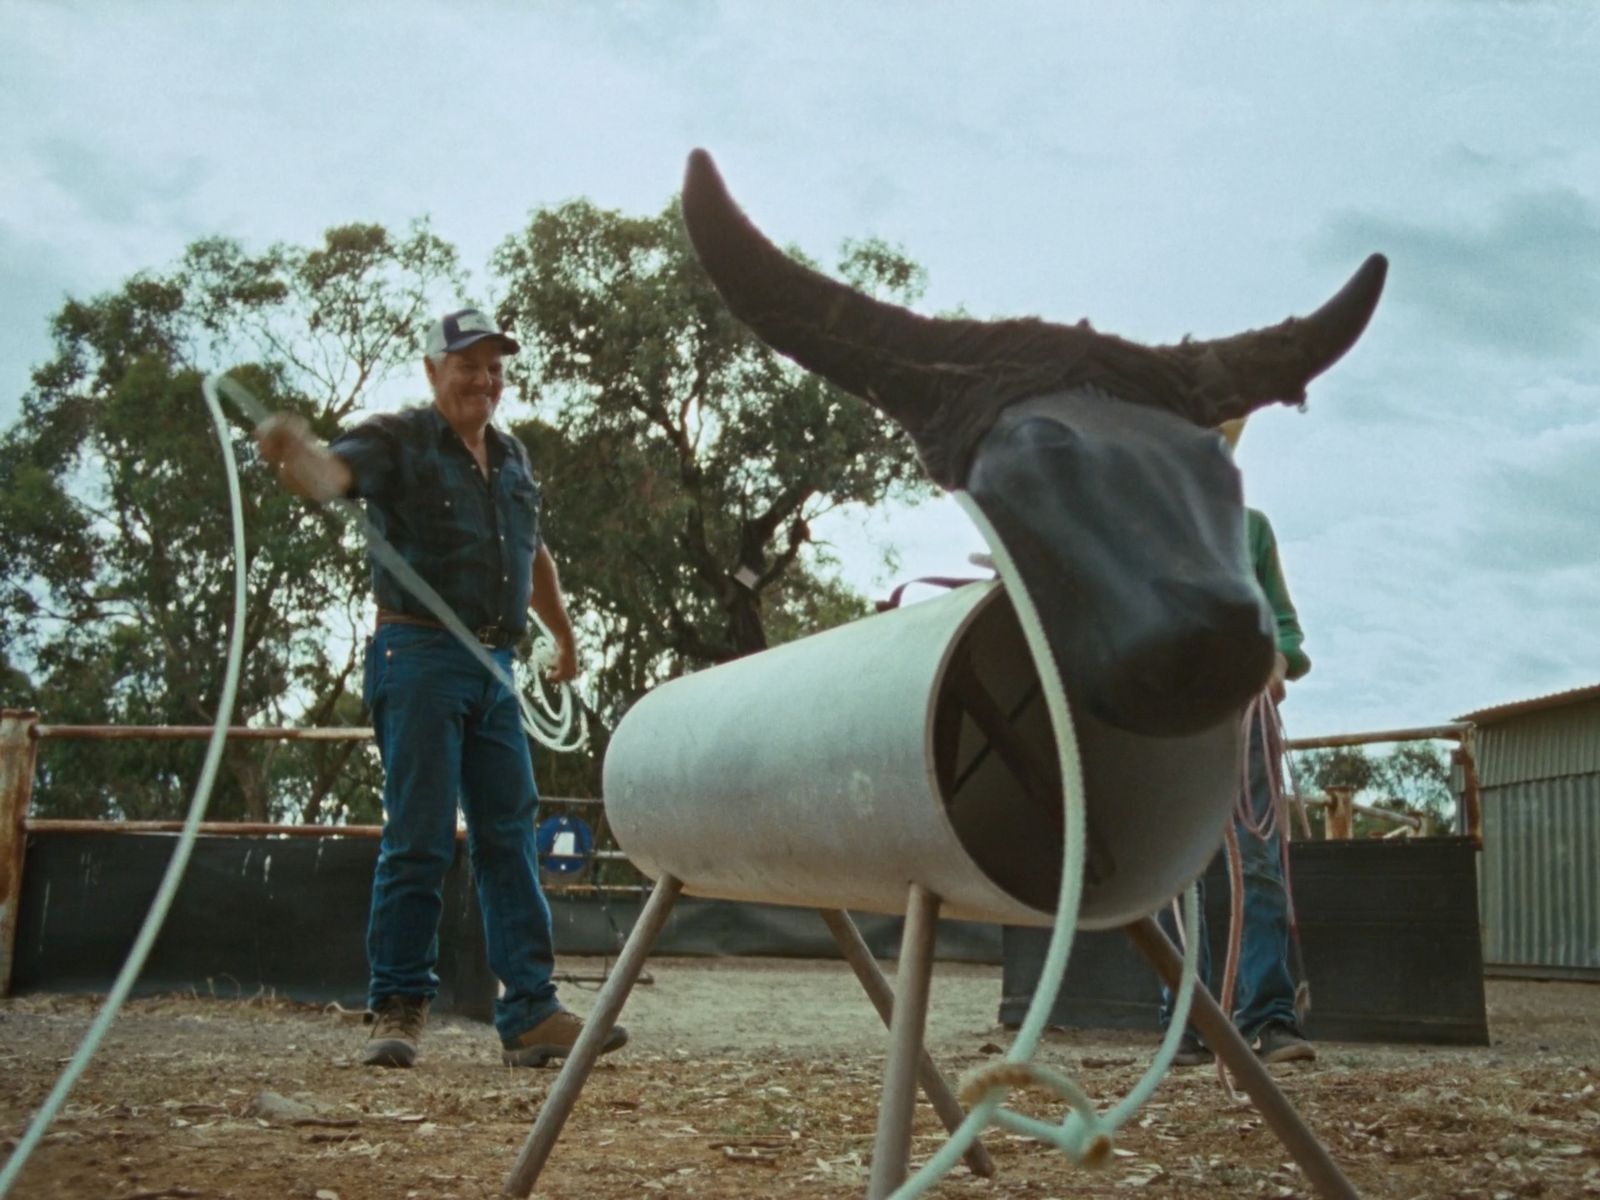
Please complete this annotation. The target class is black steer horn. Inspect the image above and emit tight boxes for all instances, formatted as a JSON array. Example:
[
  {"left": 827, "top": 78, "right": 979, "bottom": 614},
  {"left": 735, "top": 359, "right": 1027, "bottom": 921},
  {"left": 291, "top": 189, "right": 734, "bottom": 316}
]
[
  {"left": 680, "top": 147, "right": 1387, "bottom": 489},
  {"left": 680, "top": 147, "right": 1387, "bottom": 737}
]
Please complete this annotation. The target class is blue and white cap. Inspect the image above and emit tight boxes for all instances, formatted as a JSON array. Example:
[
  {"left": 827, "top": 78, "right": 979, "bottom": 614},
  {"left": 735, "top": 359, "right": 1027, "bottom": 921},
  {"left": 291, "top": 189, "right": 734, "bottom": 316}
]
[{"left": 423, "top": 308, "right": 520, "bottom": 357}]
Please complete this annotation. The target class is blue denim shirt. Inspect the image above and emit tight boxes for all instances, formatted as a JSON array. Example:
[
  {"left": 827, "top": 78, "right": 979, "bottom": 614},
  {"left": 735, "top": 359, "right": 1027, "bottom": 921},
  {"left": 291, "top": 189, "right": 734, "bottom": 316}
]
[{"left": 331, "top": 405, "right": 541, "bottom": 635}]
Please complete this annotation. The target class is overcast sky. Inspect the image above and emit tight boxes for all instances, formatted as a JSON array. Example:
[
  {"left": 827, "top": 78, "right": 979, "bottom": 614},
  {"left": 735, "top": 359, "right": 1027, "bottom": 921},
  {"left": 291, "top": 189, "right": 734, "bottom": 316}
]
[{"left": 3, "top": 1, "right": 1596, "bottom": 739}]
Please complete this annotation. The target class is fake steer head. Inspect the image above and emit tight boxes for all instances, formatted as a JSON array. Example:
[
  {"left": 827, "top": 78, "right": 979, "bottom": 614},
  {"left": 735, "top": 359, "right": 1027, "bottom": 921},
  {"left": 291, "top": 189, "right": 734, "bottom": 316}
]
[{"left": 680, "top": 149, "right": 1386, "bottom": 737}]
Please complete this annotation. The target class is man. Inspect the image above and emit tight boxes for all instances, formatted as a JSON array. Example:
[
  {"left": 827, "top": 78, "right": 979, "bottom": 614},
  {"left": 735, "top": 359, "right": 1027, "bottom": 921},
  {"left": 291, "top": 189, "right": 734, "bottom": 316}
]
[
  {"left": 1159, "top": 421, "right": 1315, "bottom": 1067},
  {"left": 257, "top": 307, "right": 626, "bottom": 1070}
]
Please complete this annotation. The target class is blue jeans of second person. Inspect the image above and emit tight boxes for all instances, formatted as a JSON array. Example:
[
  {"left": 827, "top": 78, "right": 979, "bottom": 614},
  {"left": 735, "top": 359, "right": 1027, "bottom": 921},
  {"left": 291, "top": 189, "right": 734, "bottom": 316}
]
[
  {"left": 364, "top": 624, "right": 561, "bottom": 1042},
  {"left": 1158, "top": 717, "right": 1301, "bottom": 1043}
]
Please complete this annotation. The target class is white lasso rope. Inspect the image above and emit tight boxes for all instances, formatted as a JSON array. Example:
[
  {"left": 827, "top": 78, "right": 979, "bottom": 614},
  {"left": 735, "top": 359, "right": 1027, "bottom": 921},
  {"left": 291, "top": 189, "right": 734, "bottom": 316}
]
[
  {"left": 0, "top": 372, "right": 588, "bottom": 1194},
  {"left": 518, "top": 612, "right": 587, "bottom": 754},
  {"left": 0, "top": 377, "right": 250, "bottom": 1198}
]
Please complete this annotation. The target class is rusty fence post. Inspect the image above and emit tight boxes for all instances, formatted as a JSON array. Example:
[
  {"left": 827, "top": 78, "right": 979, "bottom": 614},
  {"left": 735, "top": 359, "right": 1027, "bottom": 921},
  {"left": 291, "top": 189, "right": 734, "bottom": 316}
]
[
  {"left": 1323, "top": 785, "right": 1356, "bottom": 840},
  {"left": 1, "top": 709, "right": 41, "bottom": 998}
]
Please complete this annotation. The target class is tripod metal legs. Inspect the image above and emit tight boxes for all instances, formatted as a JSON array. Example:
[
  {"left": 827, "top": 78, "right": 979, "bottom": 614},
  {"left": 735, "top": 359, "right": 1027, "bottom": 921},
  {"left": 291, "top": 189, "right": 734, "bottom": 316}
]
[
  {"left": 1124, "top": 915, "right": 1360, "bottom": 1200},
  {"left": 867, "top": 885, "right": 943, "bottom": 1199},
  {"left": 503, "top": 874, "right": 684, "bottom": 1197},
  {"left": 503, "top": 888, "right": 1359, "bottom": 1200},
  {"left": 819, "top": 908, "right": 995, "bottom": 1179}
]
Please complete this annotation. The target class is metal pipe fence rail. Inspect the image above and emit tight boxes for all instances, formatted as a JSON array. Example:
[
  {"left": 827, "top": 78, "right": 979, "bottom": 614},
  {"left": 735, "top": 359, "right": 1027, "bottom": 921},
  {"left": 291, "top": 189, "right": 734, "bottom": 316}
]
[
  {"left": 0, "top": 709, "right": 644, "bottom": 998},
  {"left": 1285, "top": 721, "right": 1482, "bottom": 846},
  {"left": 1298, "top": 795, "right": 1425, "bottom": 834},
  {"left": 1, "top": 709, "right": 1485, "bottom": 1000}
]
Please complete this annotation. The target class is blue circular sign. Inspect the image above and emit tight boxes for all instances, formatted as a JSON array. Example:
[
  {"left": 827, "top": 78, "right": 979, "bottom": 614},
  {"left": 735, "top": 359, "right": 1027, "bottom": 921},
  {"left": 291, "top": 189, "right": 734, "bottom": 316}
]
[{"left": 536, "top": 815, "right": 595, "bottom": 876}]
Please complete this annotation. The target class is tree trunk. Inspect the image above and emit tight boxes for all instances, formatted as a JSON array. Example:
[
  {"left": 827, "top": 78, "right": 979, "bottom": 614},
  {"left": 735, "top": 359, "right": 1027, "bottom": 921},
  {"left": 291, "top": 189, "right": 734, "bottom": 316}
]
[
  {"left": 225, "top": 742, "right": 271, "bottom": 823},
  {"left": 725, "top": 585, "right": 768, "bottom": 657}
]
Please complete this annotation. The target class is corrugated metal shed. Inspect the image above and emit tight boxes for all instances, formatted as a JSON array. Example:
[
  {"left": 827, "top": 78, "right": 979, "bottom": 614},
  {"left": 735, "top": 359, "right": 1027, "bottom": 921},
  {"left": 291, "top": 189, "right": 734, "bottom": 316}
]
[
  {"left": 1459, "top": 682, "right": 1600, "bottom": 726},
  {"left": 1472, "top": 700, "right": 1600, "bottom": 790},
  {"left": 1458, "top": 684, "right": 1600, "bottom": 979}
]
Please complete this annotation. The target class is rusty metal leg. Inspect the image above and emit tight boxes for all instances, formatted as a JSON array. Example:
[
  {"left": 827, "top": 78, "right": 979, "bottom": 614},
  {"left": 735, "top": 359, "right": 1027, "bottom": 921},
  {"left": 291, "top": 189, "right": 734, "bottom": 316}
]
[
  {"left": 503, "top": 873, "right": 684, "bottom": 1197},
  {"left": 0, "top": 710, "right": 41, "bottom": 999},
  {"left": 818, "top": 909, "right": 995, "bottom": 1179},
  {"left": 868, "top": 884, "right": 942, "bottom": 1200},
  {"left": 1124, "top": 916, "right": 1360, "bottom": 1200}
]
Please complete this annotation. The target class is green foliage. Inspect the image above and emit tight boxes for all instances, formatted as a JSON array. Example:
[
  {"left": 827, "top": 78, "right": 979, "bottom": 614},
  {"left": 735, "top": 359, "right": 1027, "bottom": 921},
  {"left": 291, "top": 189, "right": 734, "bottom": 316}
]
[
  {"left": 1370, "top": 742, "right": 1455, "bottom": 818},
  {"left": 180, "top": 220, "right": 464, "bottom": 416},
  {"left": 1290, "top": 741, "right": 1457, "bottom": 836},
  {"left": 0, "top": 649, "right": 35, "bottom": 709},
  {"left": 493, "top": 199, "right": 935, "bottom": 766},
  {"left": 1291, "top": 746, "right": 1377, "bottom": 794},
  {"left": 1, "top": 222, "right": 462, "bottom": 821},
  {"left": 3, "top": 199, "right": 937, "bottom": 816}
]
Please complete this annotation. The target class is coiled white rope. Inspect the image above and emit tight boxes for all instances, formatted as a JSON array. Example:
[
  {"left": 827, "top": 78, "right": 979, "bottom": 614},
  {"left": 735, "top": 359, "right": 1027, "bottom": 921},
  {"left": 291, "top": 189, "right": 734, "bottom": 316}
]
[
  {"left": 518, "top": 612, "right": 587, "bottom": 754},
  {"left": 0, "top": 376, "right": 250, "bottom": 1199},
  {"left": 212, "top": 375, "right": 587, "bottom": 753}
]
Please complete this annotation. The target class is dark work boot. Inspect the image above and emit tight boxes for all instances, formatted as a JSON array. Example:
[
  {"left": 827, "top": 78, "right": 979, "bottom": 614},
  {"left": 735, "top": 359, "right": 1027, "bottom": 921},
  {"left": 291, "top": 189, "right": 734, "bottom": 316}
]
[
  {"left": 362, "top": 995, "right": 429, "bottom": 1068},
  {"left": 1254, "top": 1021, "right": 1316, "bottom": 1065},
  {"left": 1172, "top": 1032, "right": 1214, "bottom": 1067}
]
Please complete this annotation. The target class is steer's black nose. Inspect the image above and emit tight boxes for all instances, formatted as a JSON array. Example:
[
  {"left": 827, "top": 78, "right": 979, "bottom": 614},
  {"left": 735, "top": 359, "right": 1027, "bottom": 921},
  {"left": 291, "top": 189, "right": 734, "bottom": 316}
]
[
  {"left": 1092, "top": 579, "right": 1275, "bottom": 737},
  {"left": 966, "top": 389, "right": 1272, "bottom": 740}
]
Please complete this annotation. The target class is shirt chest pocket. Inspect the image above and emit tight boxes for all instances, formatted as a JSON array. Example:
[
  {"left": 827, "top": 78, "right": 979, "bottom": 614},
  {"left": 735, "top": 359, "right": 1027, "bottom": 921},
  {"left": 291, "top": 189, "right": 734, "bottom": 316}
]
[
  {"left": 503, "top": 473, "right": 542, "bottom": 556},
  {"left": 400, "top": 460, "right": 474, "bottom": 545}
]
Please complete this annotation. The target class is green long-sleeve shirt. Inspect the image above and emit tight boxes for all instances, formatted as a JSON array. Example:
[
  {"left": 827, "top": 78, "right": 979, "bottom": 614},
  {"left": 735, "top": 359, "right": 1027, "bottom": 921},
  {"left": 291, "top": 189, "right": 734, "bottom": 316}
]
[{"left": 1247, "top": 507, "right": 1310, "bottom": 680}]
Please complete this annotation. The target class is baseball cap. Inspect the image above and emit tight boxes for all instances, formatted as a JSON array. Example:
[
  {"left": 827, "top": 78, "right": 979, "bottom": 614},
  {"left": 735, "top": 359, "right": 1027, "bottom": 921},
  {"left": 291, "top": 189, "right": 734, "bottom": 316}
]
[{"left": 424, "top": 308, "right": 520, "bottom": 357}]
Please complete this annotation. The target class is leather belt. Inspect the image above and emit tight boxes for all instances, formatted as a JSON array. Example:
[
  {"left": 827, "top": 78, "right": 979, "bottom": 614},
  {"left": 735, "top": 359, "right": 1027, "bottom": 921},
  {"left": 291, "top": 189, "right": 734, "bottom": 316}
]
[{"left": 376, "top": 609, "right": 520, "bottom": 649}]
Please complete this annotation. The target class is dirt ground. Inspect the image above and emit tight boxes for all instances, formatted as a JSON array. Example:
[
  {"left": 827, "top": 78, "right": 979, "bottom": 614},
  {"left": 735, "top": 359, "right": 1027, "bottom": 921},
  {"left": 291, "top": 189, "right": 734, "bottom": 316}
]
[{"left": 2, "top": 958, "right": 1596, "bottom": 1199}]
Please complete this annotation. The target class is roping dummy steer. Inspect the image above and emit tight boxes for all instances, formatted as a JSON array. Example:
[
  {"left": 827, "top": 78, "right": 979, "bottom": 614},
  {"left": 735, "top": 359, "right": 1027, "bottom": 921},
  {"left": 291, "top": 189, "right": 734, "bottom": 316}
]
[
  {"left": 504, "top": 150, "right": 1387, "bottom": 1200},
  {"left": 678, "top": 148, "right": 1386, "bottom": 738}
]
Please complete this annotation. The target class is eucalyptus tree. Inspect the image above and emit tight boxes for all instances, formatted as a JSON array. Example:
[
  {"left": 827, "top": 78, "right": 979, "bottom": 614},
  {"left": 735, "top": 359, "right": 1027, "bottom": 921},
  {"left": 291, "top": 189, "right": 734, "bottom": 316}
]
[
  {"left": 494, "top": 198, "right": 936, "bottom": 781},
  {"left": 0, "top": 223, "right": 463, "bottom": 821}
]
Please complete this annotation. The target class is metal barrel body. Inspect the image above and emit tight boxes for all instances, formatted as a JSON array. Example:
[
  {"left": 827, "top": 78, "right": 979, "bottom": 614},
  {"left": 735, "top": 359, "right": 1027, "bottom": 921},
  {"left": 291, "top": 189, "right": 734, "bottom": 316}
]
[{"left": 603, "top": 581, "right": 1239, "bottom": 929}]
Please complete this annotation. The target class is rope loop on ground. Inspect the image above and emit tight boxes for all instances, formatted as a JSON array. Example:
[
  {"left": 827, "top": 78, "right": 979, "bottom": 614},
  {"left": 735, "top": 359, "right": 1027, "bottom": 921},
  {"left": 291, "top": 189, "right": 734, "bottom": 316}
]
[{"left": 899, "top": 885, "right": 1203, "bottom": 1190}]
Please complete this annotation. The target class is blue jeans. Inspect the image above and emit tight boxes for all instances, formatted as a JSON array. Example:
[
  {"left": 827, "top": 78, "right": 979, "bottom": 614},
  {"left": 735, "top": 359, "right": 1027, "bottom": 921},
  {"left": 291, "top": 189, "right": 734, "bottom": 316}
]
[
  {"left": 1159, "top": 716, "right": 1302, "bottom": 1042},
  {"left": 364, "top": 624, "right": 561, "bottom": 1042}
]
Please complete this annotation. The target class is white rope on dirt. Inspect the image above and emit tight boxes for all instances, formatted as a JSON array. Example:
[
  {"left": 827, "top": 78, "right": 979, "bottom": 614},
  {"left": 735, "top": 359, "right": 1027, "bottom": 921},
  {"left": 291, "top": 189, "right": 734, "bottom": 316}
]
[{"left": 0, "top": 377, "right": 251, "bottom": 1199}]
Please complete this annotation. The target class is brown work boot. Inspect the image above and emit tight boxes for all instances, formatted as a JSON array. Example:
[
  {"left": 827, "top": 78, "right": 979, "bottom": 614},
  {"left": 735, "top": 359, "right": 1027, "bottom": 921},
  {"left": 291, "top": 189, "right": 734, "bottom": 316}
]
[
  {"left": 362, "top": 995, "right": 429, "bottom": 1068},
  {"left": 1254, "top": 1021, "right": 1316, "bottom": 1065},
  {"left": 501, "top": 1009, "right": 628, "bottom": 1068}
]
